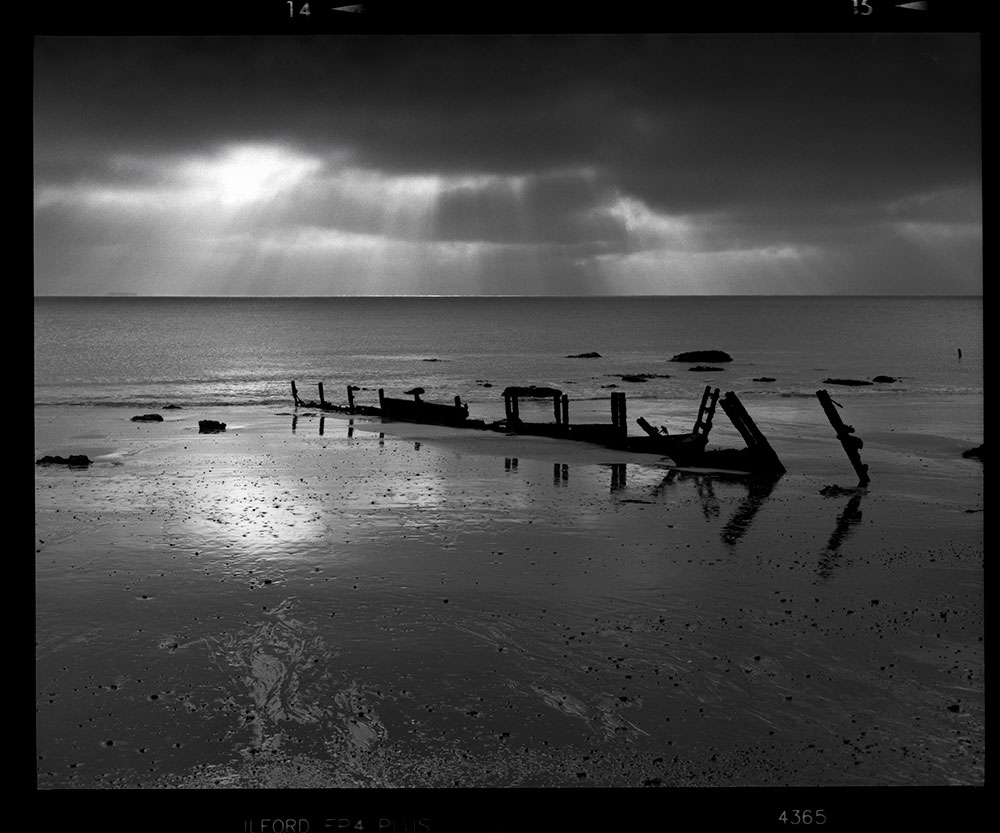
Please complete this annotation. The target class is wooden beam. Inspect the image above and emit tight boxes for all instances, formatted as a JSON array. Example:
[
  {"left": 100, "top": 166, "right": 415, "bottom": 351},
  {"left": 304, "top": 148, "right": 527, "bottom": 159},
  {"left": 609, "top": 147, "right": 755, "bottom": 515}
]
[
  {"left": 561, "top": 394, "right": 569, "bottom": 427},
  {"left": 816, "top": 389, "right": 870, "bottom": 485},
  {"left": 347, "top": 385, "right": 355, "bottom": 414},
  {"left": 318, "top": 382, "right": 326, "bottom": 406},
  {"left": 718, "top": 391, "right": 785, "bottom": 474}
]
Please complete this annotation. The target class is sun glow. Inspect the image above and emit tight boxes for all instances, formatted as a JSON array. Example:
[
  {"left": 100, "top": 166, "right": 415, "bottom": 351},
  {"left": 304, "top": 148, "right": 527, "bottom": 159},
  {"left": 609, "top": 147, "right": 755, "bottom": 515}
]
[{"left": 179, "top": 144, "right": 323, "bottom": 207}]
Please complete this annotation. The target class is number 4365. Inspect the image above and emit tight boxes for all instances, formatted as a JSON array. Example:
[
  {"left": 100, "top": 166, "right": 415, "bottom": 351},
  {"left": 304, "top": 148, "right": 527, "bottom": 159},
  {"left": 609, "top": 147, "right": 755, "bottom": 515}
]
[{"left": 779, "top": 810, "right": 827, "bottom": 825}]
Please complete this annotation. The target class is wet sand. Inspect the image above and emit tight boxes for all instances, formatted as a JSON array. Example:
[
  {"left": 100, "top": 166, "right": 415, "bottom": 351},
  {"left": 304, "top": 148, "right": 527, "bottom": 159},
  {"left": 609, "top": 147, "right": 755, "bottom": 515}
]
[{"left": 35, "top": 405, "right": 983, "bottom": 817}]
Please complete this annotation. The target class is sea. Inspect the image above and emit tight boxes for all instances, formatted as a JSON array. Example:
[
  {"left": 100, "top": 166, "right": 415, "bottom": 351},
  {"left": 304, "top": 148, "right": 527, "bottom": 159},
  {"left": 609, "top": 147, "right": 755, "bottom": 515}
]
[{"left": 34, "top": 296, "right": 982, "bottom": 432}]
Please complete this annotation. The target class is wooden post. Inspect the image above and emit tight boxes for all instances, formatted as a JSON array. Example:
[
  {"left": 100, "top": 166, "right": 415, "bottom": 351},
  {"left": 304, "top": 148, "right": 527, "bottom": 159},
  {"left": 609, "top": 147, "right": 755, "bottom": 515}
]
[
  {"left": 291, "top": 381, "right": 299, "bottom": 407},
  {"left": 318, "top": 382, "right": 326, "bottom": 406},
  {"left": 504, "top": 393, "right": 511, "bottom": 421},
  {"left": 636, "top": 416, "right": 660, "bottom": 438},
  {"left": 347, "top": 386, "right": 355, "bottom": 414},
  {"left": 511, "top": 396, "right": 519, "bottom": 423},
  {"left": 610, "top": 392, "right": 620, "bottom": 431},
  {"left": 718, "top": 391, "right": 786, "bottom": 474},
  {"left": 816, "top": 389, "right": 870, "bottom": 485},
  {"left": 378, "top": 388, "right": 385, "bottom": 411},
  {"left": 618, "top": 393, "right": 627, "bottom": 439},
  {"left": 561, "top": 394, "right": 569, "bottom": 427},
  {"left": 553, "top": 395, "right": 561, "bottom": 425},
  {"left": 694, "top": 387, "right": 720, "bottom": 438}
]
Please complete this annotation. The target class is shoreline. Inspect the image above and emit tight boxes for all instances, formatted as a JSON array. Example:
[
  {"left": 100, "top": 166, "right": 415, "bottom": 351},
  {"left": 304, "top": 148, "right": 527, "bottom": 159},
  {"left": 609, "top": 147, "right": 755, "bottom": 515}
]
[{"left": 35, "top": 404, "right": 983, "bottom": 791}]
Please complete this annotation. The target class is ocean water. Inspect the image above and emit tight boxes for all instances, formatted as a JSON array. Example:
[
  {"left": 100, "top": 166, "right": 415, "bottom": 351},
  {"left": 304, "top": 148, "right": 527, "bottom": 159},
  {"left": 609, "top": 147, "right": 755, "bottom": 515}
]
[{"left": 34, "top": 296, "right": 982, "bottom": 427}]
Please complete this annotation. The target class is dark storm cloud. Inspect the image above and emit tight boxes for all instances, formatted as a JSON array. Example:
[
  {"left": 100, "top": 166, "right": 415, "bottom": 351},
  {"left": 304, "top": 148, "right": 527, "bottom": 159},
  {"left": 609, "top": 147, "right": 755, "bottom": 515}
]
[
  {"left": 35, "top": 34, "right": 978, "bottom": 212},
  {"left": 33, "top": 33, "right": 980, "bottom": 295}
]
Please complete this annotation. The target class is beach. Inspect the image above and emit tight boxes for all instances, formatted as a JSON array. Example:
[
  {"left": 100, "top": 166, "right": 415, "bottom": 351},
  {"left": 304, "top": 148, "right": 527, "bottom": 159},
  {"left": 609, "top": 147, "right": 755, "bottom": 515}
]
[{"left": 35, "top": 401, "right": 984, "bottom": 796}]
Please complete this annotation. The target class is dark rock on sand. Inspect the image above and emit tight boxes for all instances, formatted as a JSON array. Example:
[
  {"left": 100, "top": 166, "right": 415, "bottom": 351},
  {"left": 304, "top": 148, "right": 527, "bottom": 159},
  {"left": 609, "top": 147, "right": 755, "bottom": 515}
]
[
  {"left": 36, "top": 455, "right": 92, "bottom": 467},
  {"left": 754, "top": 377, "right": 777, "bottom": 382},
  {"left": 618, "top": 373, "right": 671, "bottom": 383},
  {"left": 670, "top": 350, "right": 733, "bottom": 363},
  {"left": 162, "top": 404, "right": 182, "bottom": 410},
  {"left": 823, "top": 378, "right": 873, "bottom": 387},
  {"left": 198, "top": 420, "right": 227, "bottom": 433},
  {"left": 131, "top": 414, "right": 163, "bottom": 422},
  {"left": 567, "top": 352, "right": 602, "bottom": 358},
  {"left": 962, "top": 444, "right": 984, "bottom": 460},
  {"left": 688, "top": 366, "right": 724, "bottom": 372},
  {"left": 872, "top": 375, "right": 897, "bottom": 383}
]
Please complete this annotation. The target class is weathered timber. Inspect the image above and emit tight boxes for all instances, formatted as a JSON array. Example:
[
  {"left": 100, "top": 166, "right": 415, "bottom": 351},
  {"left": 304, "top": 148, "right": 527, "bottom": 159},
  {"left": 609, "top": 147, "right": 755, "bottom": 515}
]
[
  {"left": 346, "top": 385, "right": 355, "bottom": 413},
  {"left": 378, "top": 389, "right": 470, "bottom": 426},
  {"left": 636, "top": 416, "right": 661, "bottom": 438},
  {"left": 561, "top": 394, "right": 569, "bottom": 426},
  {"left": 718, "top": 392, "right": 786, "bottom": 474},
  {"left": 816, "top": 389, "right": 869, "bottom": 485},
  {"left": 693, "top": 386, "right": 720, "bottom": 439},
  {"left": 318, "top": 382, "right": 326, "bottom": 406},
  {"left": 291, "top": 381, "right": 300, "bottom": 407}
]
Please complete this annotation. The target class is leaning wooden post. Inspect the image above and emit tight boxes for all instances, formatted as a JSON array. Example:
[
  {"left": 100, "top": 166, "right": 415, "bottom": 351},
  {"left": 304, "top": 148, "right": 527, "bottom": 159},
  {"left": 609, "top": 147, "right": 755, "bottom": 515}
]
[
  {"left": 719, "top": 392, "right": 786, "bottom": 474},
  {"left": 291, "top": 381, "right": 299, "bottom": 408},
  {"left": 816, "top": 389, "right": 870, "bottom": 485},
  {"left": 347, "top": 385, "right": 355, "bottom": 414},
  {"left": 561, "top": 394, "right": 569, "bottom": 427},
  {"left": 318, "top": 382, "right": 326, "bottom": 407}
]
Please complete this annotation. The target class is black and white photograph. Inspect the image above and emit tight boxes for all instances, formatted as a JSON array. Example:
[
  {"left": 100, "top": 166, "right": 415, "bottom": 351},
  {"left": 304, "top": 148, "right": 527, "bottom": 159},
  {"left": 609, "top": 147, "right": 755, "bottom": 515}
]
[{"left": 34, "top": 3, "right": 982, "bottom": 828}]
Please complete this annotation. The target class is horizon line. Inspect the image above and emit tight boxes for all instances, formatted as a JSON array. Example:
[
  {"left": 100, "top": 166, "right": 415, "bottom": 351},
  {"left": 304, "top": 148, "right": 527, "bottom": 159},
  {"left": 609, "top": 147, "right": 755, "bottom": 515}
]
[{"left": 33, "top": 292, "right": 984, "bottom": 300}]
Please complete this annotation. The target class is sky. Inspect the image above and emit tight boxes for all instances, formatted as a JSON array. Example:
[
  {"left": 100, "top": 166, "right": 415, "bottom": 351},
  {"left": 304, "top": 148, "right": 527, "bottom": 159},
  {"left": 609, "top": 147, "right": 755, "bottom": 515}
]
[{"left": 33, "top": 33, "right": 981, "bottom": 296}]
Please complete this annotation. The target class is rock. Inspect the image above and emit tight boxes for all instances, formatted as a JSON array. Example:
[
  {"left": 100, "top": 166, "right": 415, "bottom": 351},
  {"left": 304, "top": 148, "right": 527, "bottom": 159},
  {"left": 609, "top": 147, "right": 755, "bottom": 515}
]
[
  {"left": 131, "top": 414, "right": 163, "bottom": 422},
  {"left": 618, "top": 373, "right": 671, "bottom": 383},
  {"left": 567, "top": 352, "right": 602, "bottom": 358},
  {"left": 872, "top": 375, "right": 896, "bottom": 383},
  {"left": 962, "top": 444, "right": 984, "bottom": 460},
  {"left": 36, "top": 454, "right": 92, "bottom": 467},
  {"left": 822, "top": 378, "right": 873, "bottom": 386},
  {"left": 198, "top": 420, "right": 227, "bottom": 433},
  {"left": 162, "top": 404, "right": 182, "bottom": 410},
  {"left": 753, "top": 377, "right": 776, "bottom": 382},
  {"left": 688, "top": 365, "right": 724, "bottom": 372},
  {"left": 669, "top": 350, "right": 733, "bottom": 363}
]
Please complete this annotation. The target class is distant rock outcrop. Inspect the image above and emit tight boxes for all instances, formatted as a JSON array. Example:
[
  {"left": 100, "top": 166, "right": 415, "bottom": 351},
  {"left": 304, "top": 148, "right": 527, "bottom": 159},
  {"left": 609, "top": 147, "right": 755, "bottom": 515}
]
[
  {"left": 688, "top": 366, "right": 724, "bottom": 372},
  {"left": 754, "top": 377, "right": 776, "bottom": 382},
  {"left": 36, "top": 454, "right": 92, "bottom": 467},
  {"left": 962, "top": 444, "right": 984, "bottom": 460},
  {"left": 162, "top": 404, "right": 182, "bottom": 410},
  {"left": 131, "top": 414, "right": 163, "bottom": 422},
  {"left": 872, "top": 375, "right": 897, "bottom": 383},
  {"left": 822, "top": 378, "right": 873, "bottom": 387},
  {"left": 198, "top": 420, "right": 227, "bottom": 433},
  {"left": 670, "top": 350, "right": 733, "bottom": 363},
  {"left": 567, "top": 352, "right": 602, "bottom": 359},
  {"left": 619, "top": 373, "right": 671, "bottom": 383}
]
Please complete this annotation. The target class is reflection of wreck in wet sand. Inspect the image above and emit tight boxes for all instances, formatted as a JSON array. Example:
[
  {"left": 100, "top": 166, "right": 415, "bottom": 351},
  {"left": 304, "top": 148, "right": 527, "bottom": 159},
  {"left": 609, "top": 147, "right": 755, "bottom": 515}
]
[
  {"left": 654, "top": 469, "right": 779, "bottom": 545},
  {"left": 817, "top": 489, "right": 866, "bottom": 580}
]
